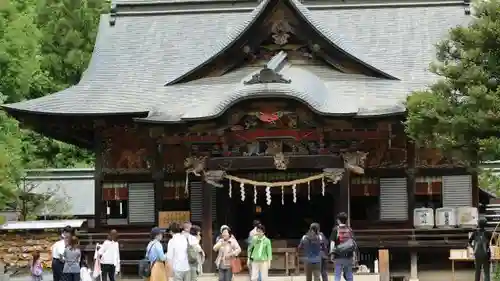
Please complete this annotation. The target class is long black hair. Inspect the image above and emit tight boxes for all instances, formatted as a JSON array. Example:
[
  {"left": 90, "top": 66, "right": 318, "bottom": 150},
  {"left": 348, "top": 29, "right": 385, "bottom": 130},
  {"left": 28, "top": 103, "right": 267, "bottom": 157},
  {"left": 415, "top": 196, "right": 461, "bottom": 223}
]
[{"left": 306, "top": 223, "right": 320, "bottom": 241}]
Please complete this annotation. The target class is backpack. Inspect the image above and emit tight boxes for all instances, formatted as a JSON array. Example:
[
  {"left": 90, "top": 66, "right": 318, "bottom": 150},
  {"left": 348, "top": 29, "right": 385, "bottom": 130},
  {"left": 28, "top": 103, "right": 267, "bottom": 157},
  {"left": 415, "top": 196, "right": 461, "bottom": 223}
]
[
  {"left": 334, "top": 227, "right": 356, "bottom": 256},
  {"left": 302, "top": 234, "right": 322, "bottom": 264},
  {"left": 139, "top": 241, "right": 157, "bottom": 278},
  {"left": 186, "top": 236, "right": 198, "bottom": 265},
  {"left": 473, "top": 230, "right": 489, "bottom": 259}
]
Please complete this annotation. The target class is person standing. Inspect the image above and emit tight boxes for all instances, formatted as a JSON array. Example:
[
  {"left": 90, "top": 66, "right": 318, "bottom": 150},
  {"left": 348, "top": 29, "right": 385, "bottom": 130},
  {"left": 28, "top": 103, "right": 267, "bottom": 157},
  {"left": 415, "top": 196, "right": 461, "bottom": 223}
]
[
  {"left": 330, "top": 213, "right": 355, "bottom": 281},
  {"left": 188, "top": 225, "right": 205, "bottom": 281},
  {"left": 213, "top": 227, "right": 241, "bottom": 281},
  {"left": 146, "top": 227, "right": 168, "bottom": 281},
  {"left": 248, "top": 224, "right": 272, "bottom": 281},
  {"left": 298, "top": 223, "right": 322, "bottom": 281},
  {"left": 63, "top": 236, "right": 82, "bottom": 281},
  {"left": 51, "top": 226, "right": 72, "bottom": 281},
  {"left": 31, "top": 251, "right": 43, "bottom": 281},
  {"left": 98, "top": 229, "right": 121, "bottom": 281},
  {"left": 247, "top": 220, "right": 262, "bottom": 281},
  {"left": 469, "top": 218, "right": 491, "bottom": 281},
  {"left": 317, "top": 226, "right": 329, "bottom": 281},
  {"left": 167, "top": 222, "right": 191, "bottom": 281}
]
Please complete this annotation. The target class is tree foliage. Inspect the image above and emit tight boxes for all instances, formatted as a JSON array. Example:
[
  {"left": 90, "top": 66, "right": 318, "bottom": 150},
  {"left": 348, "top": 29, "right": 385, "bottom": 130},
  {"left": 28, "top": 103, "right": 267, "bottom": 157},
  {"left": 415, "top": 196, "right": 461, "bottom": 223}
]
[
  {"left": 405, "top": 0, "right": 500, "bottom": 165},
  {"left": 0, "top": 0, "right": 107, "bottom": 207}
]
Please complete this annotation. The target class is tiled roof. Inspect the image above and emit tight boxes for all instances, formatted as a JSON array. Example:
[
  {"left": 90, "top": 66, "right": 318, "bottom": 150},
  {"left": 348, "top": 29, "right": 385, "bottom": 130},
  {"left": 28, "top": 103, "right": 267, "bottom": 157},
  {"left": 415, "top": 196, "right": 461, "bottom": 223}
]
[{"left": 3, "top": 1, "right": 469, "bottom": 121}]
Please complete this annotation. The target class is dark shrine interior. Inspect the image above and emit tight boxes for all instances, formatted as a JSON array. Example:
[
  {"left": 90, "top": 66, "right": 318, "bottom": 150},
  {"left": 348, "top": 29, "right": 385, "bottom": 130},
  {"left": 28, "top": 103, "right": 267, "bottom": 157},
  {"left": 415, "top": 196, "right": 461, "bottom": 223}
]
[{"left": 218, "top": 179, "right": 337, "bottom": 240}]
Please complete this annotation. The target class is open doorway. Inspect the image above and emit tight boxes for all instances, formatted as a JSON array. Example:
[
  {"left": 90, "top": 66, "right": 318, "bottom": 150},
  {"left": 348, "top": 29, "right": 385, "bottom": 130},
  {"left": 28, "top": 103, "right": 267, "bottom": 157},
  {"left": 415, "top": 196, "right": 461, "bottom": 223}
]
[{"left": 223, "top": 180, "right": 336, "bottom": 240}]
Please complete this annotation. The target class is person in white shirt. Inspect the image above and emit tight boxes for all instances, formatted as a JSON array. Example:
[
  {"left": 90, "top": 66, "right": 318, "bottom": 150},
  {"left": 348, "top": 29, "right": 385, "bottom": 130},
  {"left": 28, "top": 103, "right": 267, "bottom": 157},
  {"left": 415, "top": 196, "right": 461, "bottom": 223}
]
[
  {"left": 167, "top": 222, "right": 191, "bottom": 281},
  {"left": 98, "top": 229, "right": 121, "bottom": 281},
  {"left": 51, "top": 226, "right": 73, "bottom": 281}
]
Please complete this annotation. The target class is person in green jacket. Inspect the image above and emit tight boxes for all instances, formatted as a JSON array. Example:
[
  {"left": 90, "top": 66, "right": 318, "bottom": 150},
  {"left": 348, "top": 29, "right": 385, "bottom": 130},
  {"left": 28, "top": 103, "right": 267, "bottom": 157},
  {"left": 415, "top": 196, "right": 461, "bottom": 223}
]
[{"left": 248, "top": 224, "right": 272, "bottom": 281}]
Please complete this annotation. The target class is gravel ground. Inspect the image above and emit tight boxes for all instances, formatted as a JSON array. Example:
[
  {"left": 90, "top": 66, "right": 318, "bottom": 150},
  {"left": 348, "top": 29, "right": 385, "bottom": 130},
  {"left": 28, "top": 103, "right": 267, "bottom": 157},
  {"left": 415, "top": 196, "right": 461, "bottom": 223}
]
[{"left": 6, "top": 270, "right": 476, "bottom": 281}]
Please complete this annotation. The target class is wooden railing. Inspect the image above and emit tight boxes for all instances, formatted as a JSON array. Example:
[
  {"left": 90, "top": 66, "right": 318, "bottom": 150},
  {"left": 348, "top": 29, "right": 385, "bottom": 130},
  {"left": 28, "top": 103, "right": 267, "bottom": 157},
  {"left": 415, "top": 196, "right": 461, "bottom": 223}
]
[{"left": 78, "top": 227, "right": 471, "bottom": 251}]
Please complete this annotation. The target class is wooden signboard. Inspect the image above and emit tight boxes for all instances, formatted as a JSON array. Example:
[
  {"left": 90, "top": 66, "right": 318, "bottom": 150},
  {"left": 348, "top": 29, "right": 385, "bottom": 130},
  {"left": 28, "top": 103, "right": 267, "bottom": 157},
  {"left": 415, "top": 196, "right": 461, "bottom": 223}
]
[
  {"left": 449, "top": 249, "right": 469, "bottom": 260},
  {"left": 158, "top": 211, "right": 190, "bottom": 228}
]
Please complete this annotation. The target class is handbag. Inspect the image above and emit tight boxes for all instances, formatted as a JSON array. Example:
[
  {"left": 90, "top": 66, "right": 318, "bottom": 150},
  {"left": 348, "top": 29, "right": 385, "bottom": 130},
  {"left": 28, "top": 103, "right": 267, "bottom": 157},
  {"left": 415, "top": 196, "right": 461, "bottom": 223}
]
[
  {"left": 139, "top": 242, "right": 157, "bottom": 278},
  {"left": 230, "top": 258, "right": 242, "bottom": 273}
]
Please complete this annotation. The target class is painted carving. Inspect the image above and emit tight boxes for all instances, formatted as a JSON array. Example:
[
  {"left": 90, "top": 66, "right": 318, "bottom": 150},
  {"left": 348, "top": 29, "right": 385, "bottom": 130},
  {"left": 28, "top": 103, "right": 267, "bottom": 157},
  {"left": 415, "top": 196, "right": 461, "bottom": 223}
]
[
  {"left": 342, "top": 151, "right": 368, "bottom": 174},
  {"left": 117, "top": 148, "right": 150, "bottom": 169},
  {"left": 323, "top": 168, "right": 344, "bottom": 183},
  {"left": 184, "top": 156, "right": 208, "bottom": 177},
  {"left": 273, "top": 153, "right": 289, "bottom": 170},
  {"left": 265, "top": 141, "right": 283, "bottom": 155},
  {"left": 204, "top": 170, "right": 226, "bottom": 188},
  {"left": 102, "top": 125, "right": 151, "bottom": 170},
  {"left": 244, "top": 141, "right": 261, "bottom": 156},
  {"left": 364, "top": 139, "right": 406, "bottom": 168},
  {"left": 271, "top": 20, "right": 292, "bottom": 45},
  {"left": 416, "top": 147, "right": 465, "bottom": 167}
]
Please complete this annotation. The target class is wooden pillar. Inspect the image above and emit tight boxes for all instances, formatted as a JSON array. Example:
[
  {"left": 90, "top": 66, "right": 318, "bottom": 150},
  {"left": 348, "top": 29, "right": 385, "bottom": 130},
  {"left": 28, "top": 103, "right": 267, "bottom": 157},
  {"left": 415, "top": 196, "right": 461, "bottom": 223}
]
[
  {"left": 93, "top": 124, "right": 104, "bottom": 230},
  {"left": 153, "top": 141, "right": 164, "bottom": 225},
  {"left": 378, "top": 249, "right": 390, "bottom": 281},
  {"left": 201, "top": 181, "right": 214, "bottom": 273},
  {"left": 150, "top": 127, "right": 165, "bottom": 225},
  {"left": 406, "top": 140, "right": 416, "bottom": 223},
  {"left": 336, "top": 169, "right": 350, "bottom": 220}
]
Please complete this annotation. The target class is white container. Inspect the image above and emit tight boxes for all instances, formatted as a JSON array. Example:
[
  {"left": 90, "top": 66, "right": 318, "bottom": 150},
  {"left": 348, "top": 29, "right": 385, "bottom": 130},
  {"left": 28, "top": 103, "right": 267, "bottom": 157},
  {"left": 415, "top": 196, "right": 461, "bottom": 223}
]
[
  {"left": 457, "top": 207, "right": 478, "bottom": 228},
  {"left": 436, "top": 207, "right": 457, "bottom": 228},
  {"left": 413, "top": 208, "right": 435, "bottom": 229}
]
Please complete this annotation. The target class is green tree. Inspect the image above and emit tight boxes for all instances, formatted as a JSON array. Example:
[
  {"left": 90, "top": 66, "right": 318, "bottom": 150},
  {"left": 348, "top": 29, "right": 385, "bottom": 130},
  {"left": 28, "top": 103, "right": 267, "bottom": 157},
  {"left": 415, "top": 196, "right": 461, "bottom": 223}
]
[
  {"left": 479, "top": 168, "right": 500, "bottom": 196},
  {"left": 405, "top": 0, "right": 500, "bottom": 165},
  {"left": 0, "top": 109, "right": 24, "bottom": 209}
]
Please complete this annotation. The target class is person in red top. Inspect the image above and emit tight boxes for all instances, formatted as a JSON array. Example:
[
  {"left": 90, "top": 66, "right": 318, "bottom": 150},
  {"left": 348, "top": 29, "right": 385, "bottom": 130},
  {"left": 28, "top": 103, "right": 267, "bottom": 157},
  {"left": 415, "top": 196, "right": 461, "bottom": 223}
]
[{"left": 329, "top": 212, "right": 354, "bottom": 281}]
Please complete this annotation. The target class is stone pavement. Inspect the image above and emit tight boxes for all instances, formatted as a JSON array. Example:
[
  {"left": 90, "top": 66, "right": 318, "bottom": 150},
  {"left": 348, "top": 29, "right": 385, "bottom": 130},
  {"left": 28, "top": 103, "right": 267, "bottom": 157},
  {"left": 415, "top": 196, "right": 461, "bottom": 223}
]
[{"left": 8, "top": 270, "right": 475, "bottom": 281}]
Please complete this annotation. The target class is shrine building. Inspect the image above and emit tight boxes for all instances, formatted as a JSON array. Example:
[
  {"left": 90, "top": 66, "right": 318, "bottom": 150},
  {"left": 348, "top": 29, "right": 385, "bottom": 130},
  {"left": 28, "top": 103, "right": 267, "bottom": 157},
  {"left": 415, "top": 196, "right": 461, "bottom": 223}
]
[{"left": 3, "top": 0, "right": 482, "bottom": 274}]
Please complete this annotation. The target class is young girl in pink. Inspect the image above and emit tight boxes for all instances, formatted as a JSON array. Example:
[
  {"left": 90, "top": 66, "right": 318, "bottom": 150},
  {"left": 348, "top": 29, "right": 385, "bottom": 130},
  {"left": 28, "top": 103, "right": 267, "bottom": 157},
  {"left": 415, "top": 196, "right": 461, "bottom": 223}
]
[{"left": 31, "top": 251, "right": 43, "bottom": 281}]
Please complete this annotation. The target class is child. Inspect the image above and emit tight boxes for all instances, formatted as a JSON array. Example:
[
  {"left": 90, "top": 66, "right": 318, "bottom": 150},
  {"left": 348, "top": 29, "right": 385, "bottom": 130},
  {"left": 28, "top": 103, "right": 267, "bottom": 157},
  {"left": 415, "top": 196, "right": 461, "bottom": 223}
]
[
  {"left": 80, "top": 258, "right": 93, "bottom": 281},
  {"left": 31, "top": 251, "right": 43, "bottom": 281}
]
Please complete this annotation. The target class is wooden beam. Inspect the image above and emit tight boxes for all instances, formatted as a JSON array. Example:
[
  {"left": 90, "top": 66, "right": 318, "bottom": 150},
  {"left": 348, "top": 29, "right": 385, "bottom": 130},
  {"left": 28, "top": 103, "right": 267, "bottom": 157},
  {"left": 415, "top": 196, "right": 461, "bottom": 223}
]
[
  {"left": 201, "top": 182, "right": 214, "bottom": 273},
  {"left": 162, "top": 129, "right": 387, "bottom": 144},
  {"left": 207, "top": 155, "right": 343, "bottom": 171}
]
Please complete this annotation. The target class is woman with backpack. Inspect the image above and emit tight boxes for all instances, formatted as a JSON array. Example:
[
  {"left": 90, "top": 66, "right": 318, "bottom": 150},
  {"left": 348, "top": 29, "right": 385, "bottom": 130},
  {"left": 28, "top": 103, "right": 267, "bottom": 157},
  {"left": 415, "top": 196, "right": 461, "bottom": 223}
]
[
  {"left": 298, "top": 223, "right": 324, "bottom": 281},
  {"left": 469, "top": 218, "right": 491, "bottom": 281},
  {"left": 213, "top": 226, "right": 241, "bottom": 281},
  {"left": 329, "top": 212, "right": 355, "bottom": 281}
]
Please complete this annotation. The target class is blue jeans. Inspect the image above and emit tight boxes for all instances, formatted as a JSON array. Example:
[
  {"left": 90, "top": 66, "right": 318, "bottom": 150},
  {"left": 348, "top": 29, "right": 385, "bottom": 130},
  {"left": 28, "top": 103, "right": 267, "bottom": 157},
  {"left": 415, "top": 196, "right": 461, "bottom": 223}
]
[{"left": 334, "top": 258, "right": 353, "bottom": 281}]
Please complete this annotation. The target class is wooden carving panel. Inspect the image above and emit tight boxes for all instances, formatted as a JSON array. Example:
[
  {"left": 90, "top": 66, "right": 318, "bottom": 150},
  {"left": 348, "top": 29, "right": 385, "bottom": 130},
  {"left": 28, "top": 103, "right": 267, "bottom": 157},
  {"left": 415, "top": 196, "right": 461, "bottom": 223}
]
[
  {"left": 362, "top": 138, "right": 406, "bottom": 168},
  {"left": 416, "top": 147, "right": 465, "bottom": 168},
  {"left": 163, "top": 144, "right": 188, "bottom": 173},
  {"left": 102, "top": 125, "right": 152, "bottom": 170}
]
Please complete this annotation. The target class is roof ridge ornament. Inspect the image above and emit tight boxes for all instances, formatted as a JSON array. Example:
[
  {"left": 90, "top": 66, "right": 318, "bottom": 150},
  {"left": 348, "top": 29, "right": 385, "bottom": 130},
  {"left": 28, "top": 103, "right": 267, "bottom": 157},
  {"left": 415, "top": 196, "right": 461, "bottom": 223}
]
[{"left": 243, "top": 51, "right": 292, "bottom": 85}]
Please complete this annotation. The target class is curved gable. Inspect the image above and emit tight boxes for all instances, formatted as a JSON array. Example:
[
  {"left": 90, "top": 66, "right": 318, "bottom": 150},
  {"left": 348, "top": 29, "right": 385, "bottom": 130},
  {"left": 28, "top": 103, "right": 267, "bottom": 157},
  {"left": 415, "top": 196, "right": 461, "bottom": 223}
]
[{"left": 166, "top": 0, "right": 398, "bottom": 86}]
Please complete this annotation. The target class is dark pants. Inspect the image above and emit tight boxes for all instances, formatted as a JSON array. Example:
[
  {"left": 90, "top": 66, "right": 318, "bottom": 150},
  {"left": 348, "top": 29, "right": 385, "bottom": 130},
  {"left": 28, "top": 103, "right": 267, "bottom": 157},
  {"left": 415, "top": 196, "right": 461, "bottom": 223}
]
[
  {"left": 218, "top": 268, "right": 232, "bottom": 281},
  {"left": 101, "top": 264, "right": 116, "bottom": 281},
  {"left": 63, "top": 273, "right": 80, "bottom": 281},
  {"left": 475, "top": 258, "right": 490, "bottom": 281},
  {"left": 320, "top": 259, "right": 328, "bottom": 281},
  {"left": 305, "top": 262, "right": 321, "bottom": 281},
  {"left": 52, "top": 259, "right": 64, "bottom": 281}
]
